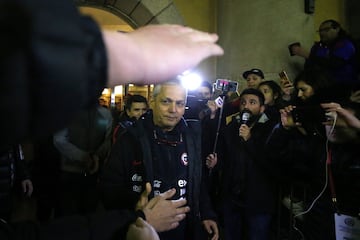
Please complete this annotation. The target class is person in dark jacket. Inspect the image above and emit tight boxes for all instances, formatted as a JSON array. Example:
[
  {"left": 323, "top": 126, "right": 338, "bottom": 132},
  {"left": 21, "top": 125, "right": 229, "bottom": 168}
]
[
  {"left": 53, "top": 105, "right": 112, "bottom": 217},
  {"left": 101, "top": 79, "right": 219, "bottom": 240},
  {"left": 0, "top": 0, "right": 223, "bottom": 239},
  {"left": 112, "top": 94, "right": 149, "bottom": 144},
  {"left": 290, "top": 19, "right": 358, "bottom": 89},
  {"left": 217, "top": 88, "right": 277, "bottom": 240},
  {"left": 0, "top": 1, "right": 223, "bottom": 147},
  {"left": 264, "top": 68, "right": 358, "bottom": 240}
]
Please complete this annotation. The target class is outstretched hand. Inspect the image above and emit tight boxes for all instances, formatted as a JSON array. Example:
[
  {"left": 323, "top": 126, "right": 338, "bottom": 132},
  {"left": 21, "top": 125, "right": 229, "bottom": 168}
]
[
  {"left": 321, "top": 102, "right": 360, "bottom": 130},
  {"left": 103, "top": 24, "right": 224, "bottom": 87},
  {"left": 141, "top": 187, "right": 190, "bottom": 232}
]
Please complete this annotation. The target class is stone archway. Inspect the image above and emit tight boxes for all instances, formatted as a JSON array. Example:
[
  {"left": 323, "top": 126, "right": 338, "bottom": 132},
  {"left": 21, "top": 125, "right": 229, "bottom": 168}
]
[{"left": 74, "top": 0, "right": 184, "bottom": 28}]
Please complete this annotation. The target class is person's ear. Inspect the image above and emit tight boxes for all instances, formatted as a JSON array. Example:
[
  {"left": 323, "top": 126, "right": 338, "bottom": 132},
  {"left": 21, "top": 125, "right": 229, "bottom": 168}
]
[{"left": 260, "top": 105, "right": 265, "bottom": 113}]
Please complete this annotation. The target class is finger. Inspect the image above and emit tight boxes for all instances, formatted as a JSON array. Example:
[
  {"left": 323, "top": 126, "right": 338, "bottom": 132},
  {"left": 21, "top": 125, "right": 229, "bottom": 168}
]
[
  {"left": 145, "top": 182, "right": 152, "bottom": 194},
  {"left": 168, "top": 221, "right": 180, "bottom": 230},
  {"left": 140, "top": 183, "right": 151, "bottom": 200},
  {"left": 174, "top": 206, "right": 191, "bottom": 215},
  {"left": 211, "top": 232, "right": 219, "bottom": 240},
  {"left": 194, "top": 40, "right": 224, "bottom": 55},
  {"left": 212, "top": 224, "right": 219, "bottom": 239},
  {"left": 159, "top": 188, "right": 176, "bottom": 200},
  {"left": 170, "top": 213, "right": 187, "bottom": 223},
  {"left": 134, "top": 217, "right": 146, "bottom": 228},
  {"left": 171, "top": 197, "right": 188, "bottom": 208},
  {"left": 137, "top": 182, "right": 152, "bottom": 208},
  {"left": 204, "top": 223, "right": 212, "bottom": 234}
]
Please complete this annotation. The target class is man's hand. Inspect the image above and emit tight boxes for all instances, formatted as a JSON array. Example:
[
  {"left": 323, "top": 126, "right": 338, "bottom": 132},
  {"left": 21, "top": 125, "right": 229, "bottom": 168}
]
[
  {"left": 350, "top": 90, "right": 360, "bottom": 103},
  {"left": 207, "top": 100, "right": 218, "bottom": 119},
  {"left": 321, "top": 102, "right": 360, "bottom": 130},
  {"left": 280, "top": 105, "right": 299, "bottom": 129},
  {"left": 239, "top": 124, "right": 251, "bottom": 141},
  {"left": 206, "top": 153, "right": 217, "bottom": 169},
  {"left": 126, "top": 218, "right": 159, "bottom": 240},
  {"left": 103, "top": 24, "right": 224, "bottom": 87},
  {"left": 142, "top": 188, "right": 190, "bottom": 232},
  {"left": 290, "top": 45, "right": 310, "bottom": 58},
  {"left": 202, "top": 220, "right": 219, "bottom": 240},
  {"left": 87, "top": 154, "right": 99, "bottom": 175}
]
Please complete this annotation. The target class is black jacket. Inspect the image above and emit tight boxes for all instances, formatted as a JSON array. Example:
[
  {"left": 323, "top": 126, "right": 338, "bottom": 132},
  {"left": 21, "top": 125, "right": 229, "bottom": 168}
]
[
  {"left": 101, "top": 111, "right": 216, "bottom": 238},
  {"left": 217, "top": 114, "right": 277, "bottom": 214},
  {"left": 0, "top": 0, "right": 107, "bottom": 145}
]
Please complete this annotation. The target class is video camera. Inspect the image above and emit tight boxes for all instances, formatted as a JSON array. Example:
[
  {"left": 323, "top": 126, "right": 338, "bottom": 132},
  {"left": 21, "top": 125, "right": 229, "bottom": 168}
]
[{"left": 184, "top": 95, "right": 209, "bottom": 120}]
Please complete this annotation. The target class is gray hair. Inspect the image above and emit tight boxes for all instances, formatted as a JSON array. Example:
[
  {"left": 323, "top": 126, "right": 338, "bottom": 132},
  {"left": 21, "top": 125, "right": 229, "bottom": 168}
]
[{"left": 152, "top": 79, "right": 188, "bottom": 100}]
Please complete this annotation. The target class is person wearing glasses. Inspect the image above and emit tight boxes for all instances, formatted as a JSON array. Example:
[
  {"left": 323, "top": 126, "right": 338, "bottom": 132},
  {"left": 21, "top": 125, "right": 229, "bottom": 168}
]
[
  {"left": 101, "top": 79, "right": 219, "bottom": 240},
  {"left": 289, "top": 19, "right": 358, "bottom": 89}
]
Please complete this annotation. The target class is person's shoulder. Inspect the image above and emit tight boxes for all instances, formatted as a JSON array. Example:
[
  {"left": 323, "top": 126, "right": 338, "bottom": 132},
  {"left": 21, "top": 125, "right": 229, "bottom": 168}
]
[{"left": 335, "top": 38, "right": 356, "bottom": 50}]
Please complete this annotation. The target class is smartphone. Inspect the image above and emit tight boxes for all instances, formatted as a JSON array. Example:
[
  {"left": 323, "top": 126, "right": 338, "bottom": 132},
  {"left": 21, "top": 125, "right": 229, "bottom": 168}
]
[
  {"left": 292, "top": 105, "right": 327, "bottom": 124},
  {"left": 215, "top": 79, "right": 238, "bottom": 92},
  {"left": 279, "top": 70, "right": 292, "bottom": 86}
]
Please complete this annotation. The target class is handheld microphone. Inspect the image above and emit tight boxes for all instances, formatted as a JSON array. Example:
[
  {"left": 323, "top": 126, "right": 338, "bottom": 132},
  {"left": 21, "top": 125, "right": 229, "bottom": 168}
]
[{"left": 240, "top": 109, "right": 252, "bottom": 126}]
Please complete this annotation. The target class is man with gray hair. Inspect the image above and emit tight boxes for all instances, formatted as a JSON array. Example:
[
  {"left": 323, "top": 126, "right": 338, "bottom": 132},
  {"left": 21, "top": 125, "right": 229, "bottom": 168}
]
[{"left": 101, "top": 79, "right": 219, "bottom": 240}]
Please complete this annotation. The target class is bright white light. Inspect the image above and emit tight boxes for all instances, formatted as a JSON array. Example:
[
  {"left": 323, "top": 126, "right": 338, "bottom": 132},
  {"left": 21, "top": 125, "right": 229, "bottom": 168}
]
[
  {"left": 114, "top": 85, "right": 123, "bottom": 95},
  {"left": 179, "top": 72, "right": 202, "bottom": 91}
]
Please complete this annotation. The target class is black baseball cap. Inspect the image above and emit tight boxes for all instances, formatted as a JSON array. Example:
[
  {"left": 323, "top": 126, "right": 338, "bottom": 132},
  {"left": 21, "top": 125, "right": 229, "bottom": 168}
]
[{"left": 242, "top": 68, "right": 264, "bottom": 79}]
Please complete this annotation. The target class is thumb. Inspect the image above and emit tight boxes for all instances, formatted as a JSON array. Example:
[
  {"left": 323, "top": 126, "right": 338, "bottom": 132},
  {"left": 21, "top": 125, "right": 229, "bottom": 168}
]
[
  {"left": 142, "top": 182, "right": 152, "bottom": 197},
  {"left": 136, "top": 182, "right": 152, "bottom": 210},
  {"left": 204, "top": 223, "right": 212, "bottom": 234},
  {"left": 135, "top": 217, "right": 147, "bottom": 227}
]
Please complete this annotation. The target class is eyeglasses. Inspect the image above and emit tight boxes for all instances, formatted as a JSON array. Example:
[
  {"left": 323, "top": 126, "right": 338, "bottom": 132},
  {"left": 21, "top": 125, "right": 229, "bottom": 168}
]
[
  {"left": 153, "top": 130, "right": 183, "bottom": 146},
  {"left": 317, "top": 27, "right": 332, "bottom": 33}
]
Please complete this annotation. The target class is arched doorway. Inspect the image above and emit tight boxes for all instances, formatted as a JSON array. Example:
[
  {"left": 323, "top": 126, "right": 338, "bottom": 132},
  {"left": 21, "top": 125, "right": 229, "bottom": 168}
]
[
  {"left": 75, "top": 0, "right": 185, "bottom": 111},
  {"left": 74, "top": 0, "right": 184, "bottom": 28}
]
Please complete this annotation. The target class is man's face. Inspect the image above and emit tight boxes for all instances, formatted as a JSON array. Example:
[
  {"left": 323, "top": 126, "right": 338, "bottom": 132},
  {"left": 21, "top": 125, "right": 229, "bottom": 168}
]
[
  {"left": 126, "top": 102, "right": 148, "bottom": 120},
  {"left": 196, "top": 86, "right": 212, "bottom": 100},
  {"left": 246, "top": 74, "right": 263, "bottom": 89},
  {"left": 152, "top": 84, "right": 186, "bottom": 131},
  {"left": 318, "top": 22, "right": 339, "bottom": 44},
  {"left": 239, "top": 94, "right": 264, "bottom": 116}
]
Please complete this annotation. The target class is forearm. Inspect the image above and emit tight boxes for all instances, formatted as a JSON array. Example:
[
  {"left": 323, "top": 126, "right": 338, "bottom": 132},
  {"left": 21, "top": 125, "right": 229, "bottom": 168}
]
[{"left": 53, "top": 130, "right": 89, "bottom": 162}]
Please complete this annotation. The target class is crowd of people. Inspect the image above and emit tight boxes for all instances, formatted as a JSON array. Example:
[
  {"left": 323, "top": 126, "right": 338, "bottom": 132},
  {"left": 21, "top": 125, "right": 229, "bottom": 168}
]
[{"left": 1, "top": 1, "right": 359, "bottom": 239}]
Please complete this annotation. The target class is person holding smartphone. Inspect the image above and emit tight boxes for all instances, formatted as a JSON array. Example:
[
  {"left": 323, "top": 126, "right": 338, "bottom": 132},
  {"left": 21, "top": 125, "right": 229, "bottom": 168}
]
[
  {"left": 265, "top": 67, "right": 356, "bottom": 240},
  {"left": 289, "top": 19, "right": 358, "bottom": 89}
]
